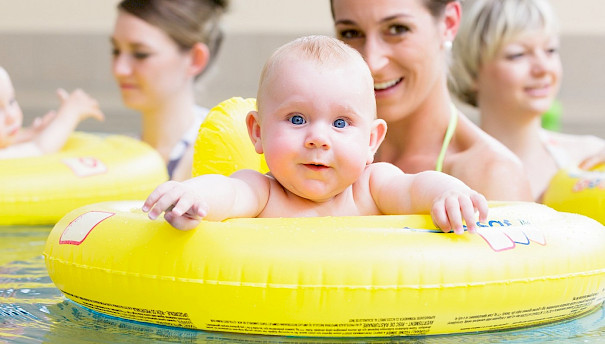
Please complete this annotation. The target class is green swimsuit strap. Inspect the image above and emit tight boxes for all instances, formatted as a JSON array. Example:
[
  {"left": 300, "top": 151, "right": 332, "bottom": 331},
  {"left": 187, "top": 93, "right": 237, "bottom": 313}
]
[{"left": 435, "top": 103, "right": 458, "bottom": 172}]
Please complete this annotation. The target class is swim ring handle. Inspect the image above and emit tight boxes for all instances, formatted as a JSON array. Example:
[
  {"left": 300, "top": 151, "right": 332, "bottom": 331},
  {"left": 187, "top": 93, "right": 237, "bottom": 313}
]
[{"left": 192, "top": 97, "right": 269, "bottom": 177}]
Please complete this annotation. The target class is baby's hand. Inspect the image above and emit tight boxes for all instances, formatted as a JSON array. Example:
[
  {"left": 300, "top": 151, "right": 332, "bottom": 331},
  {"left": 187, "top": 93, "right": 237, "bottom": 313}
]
[
  {"left": 430, "top": 190, "right": 488, "bottom": 235},
  {"left": 56, "top": 88, "right": 105, "bottom": 122},
  {"left": 142, "top": 181, "right": 208, "bottom": 231}
]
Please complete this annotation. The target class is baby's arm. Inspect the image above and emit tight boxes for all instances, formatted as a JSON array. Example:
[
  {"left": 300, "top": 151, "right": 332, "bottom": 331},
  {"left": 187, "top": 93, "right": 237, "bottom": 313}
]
[
  {"left": 15, "top": 111, "right": 57, "bottom": 144},
  {"left": 32, "top": 89, "right": 104, "bottom": 154},
  {"left": 370, "top": 163, "right": 488, "bottom": 234},
  {"left": 143, "top": 169, "right": 270, "bottom": 230}
]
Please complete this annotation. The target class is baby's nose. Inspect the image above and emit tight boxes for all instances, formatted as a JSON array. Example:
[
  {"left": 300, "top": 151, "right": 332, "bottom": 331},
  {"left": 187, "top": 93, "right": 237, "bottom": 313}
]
[{"left": 304, "top": 129, "right": 330, "bottom": 149}]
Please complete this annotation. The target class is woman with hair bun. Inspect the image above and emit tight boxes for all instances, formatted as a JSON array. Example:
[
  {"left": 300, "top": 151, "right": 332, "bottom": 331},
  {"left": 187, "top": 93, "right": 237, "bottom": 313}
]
[{"left": 111, "top": 0, "right": 228, "bottom": 180}]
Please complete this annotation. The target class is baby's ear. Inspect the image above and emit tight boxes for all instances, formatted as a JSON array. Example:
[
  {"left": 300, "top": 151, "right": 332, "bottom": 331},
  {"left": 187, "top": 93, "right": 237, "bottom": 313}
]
[
  {"left": 367, "top": 119, "right": 387, "bottom": 164},
  {"left": 246, "top": 111, "right": 264, "bottom": 154}
]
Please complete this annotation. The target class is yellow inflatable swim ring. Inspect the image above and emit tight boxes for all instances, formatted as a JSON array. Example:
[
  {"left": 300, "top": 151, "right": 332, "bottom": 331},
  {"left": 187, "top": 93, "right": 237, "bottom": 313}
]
[
  {"left": 544, "top": 164, "right": 605, "bottom": 225},
  {"left": 44, "top": 200, "right": 605, "bottom": 337},
  {"left": 44, "top": 98, "right": 605, "bottom": 337},
  {"left": 0, "top": 132, "right": 168, "bottom": 225}
]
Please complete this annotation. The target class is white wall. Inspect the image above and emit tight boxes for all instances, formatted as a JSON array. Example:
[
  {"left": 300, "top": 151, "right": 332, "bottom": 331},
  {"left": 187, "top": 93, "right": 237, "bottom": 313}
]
[
  {"left": 0, "top": 0, "right": 333, "bottom": 34},
  {"left": 0, "top": 0, "right": 603, "bottom": 135},
  {"left": 0, "top": 0, "right": 119, "bottom": 33},
  {"left": 0, "top": 1, "right": 601, "bottom": 35},
  {"left": 550, "top": 0, "right": 605, "bottom": 35}
]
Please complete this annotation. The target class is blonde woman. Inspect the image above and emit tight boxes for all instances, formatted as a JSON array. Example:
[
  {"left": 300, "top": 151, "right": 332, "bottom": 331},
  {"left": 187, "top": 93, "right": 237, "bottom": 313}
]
[{"left": 450, "top": 0, "right": 605, "bottom": 201}]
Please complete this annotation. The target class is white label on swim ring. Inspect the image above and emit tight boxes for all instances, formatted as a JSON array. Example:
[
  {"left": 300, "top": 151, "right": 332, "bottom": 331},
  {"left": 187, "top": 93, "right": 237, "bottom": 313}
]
[
  {"left": 477, "top": 227, "right": 515, "bottom": 252},
  {"left": 520, "top": 225, "right": 546, "bottom": 245},
  {"left": 62, "top": 157, "right": 107, "bottom": 177},
  {"left": 501, "top": 226, "right": 530, "bottom": 245},
  {"left": 60, "top": 211, "right": 114, "bottom": 245},
  {"left": 477, "top": 225, "right": 546, "bottom": 251}
]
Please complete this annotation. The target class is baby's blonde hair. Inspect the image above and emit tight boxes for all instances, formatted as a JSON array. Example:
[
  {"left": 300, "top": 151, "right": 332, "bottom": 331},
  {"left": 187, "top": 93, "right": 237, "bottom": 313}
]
[
  {"left": 449, "top": 0, "right": 558, "bottom": 106},
  {"left": 256, "top": 35, "right": 374, "bottom": 114}
]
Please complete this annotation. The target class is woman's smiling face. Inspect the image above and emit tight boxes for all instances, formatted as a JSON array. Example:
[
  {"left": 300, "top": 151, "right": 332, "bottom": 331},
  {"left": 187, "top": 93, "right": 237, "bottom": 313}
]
[
  {"left": 332, "top": 0, "right": 449, "bottom": 122},
  {"left": 476, "top": 30, "right": 562, "bottom": 116}
]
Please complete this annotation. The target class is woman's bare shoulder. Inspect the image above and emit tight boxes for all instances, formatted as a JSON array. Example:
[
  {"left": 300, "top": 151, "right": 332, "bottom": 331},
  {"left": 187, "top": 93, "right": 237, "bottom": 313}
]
[
  {"left": 453, "top": 114, "right": 521, "bottom": 163},
  {"left": 446, "top": 115, "right": 532, "bottom": 201}
]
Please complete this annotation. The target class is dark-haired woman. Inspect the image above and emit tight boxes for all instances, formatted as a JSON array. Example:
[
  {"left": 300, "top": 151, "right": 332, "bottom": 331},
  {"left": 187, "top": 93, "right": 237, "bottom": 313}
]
[{"left": 111, "top": 0, "right": 228, "bottom": 180}]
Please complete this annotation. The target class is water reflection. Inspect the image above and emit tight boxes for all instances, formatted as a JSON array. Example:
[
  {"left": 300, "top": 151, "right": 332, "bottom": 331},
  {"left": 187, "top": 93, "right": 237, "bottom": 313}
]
[
  {"left": 0, "top": 226, "right": 49, "bottom": 266},
  {"left": 1, "top": 227, "right": 605, "bottom": 344}
]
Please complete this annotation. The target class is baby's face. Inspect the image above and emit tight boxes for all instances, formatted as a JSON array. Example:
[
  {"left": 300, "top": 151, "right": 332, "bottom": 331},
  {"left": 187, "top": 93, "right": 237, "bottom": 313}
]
[
  {"left": 255, "top": 55, "right": 378, "bottom": 201},
  {"left": 0, "top": 69, "right": 23, "bottom": 148}
]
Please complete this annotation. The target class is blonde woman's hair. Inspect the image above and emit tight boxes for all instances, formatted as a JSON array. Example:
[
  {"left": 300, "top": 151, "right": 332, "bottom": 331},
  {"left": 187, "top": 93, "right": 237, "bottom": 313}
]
[
  {"left": 449, "top": 0, "right": 558, "bottom": 106},
  {"left": 257, "top": 35, "right": 373, "bottom": 113}
]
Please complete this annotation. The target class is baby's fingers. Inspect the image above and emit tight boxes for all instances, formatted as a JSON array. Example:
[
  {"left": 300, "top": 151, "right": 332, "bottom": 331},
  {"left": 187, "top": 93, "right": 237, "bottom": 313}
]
[
  {"left": 472, "top": 192, "right": 489, "bottom": 224},
  {"left": 163, "top": 197, "right": 207, "bottom": 230},
  {"left": 431, "top": 198, "right": 452, "bottom": 233},
  {"left": 90, "top": 107, "right": 105, "bottom": 122},
  {"left": 168, "top": 196, "right": 207, "bottom": 219},
  {"left": 164, "top": 212, "right": 202, "bottom": 231},
  {"left": 459, "top": 196, "right": 479, "bottom": 234},
  {"left": 445, "top": 197, "right": 465, "bottom": 234},
  {"left": 56, "top": 88, "right": 69, "bottom": 102},
  {"left": 143, "top": 181, "right": 179, "bottom": 218}
]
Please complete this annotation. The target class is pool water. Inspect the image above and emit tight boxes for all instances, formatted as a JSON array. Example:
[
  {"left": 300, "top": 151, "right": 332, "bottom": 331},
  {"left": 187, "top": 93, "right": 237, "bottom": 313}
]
[{"left": 2, "top": 225, "right": 605, "bottom": 344}]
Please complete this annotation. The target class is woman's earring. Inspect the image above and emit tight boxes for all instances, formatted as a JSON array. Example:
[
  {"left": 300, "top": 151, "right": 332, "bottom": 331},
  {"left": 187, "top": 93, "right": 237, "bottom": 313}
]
[{"left": 443, "top": 41, "right": 453, "bottom": 50}]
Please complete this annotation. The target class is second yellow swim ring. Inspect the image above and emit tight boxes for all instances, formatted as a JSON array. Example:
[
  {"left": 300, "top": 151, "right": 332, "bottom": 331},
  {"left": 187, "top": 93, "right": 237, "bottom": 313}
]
[
  {"left": 0, "top": 132, "right": 168, "bottom": 225},
  {"left": 544, "top": 165, "right": 605, "bottom": 224}
]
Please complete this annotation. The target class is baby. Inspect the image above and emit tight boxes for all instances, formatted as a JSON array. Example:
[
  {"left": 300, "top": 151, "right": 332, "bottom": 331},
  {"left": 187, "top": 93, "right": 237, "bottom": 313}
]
[
  {"left": 0, "top": 66, "right": 104, "bottom": 159},
  {"left": 144, "top": 36, "right": 488, "bottom": 234}
]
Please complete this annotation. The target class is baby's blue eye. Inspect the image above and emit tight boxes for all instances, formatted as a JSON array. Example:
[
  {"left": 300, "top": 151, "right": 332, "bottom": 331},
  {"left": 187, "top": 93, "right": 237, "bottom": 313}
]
[
  {"left": 289, "top": 115, "right": 305, "bottom": 125},
  {"left": 333, "top": 118, "right": 348, "bottom": 128}
]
